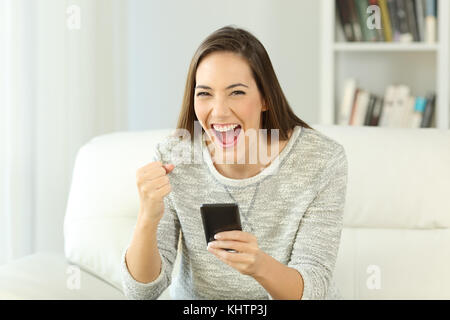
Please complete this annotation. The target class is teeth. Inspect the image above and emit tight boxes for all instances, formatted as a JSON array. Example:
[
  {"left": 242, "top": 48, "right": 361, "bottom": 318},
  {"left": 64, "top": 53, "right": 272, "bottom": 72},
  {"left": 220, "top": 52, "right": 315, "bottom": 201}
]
[{"left": 213, "top": 124, "right": 239, "bottom": 132}]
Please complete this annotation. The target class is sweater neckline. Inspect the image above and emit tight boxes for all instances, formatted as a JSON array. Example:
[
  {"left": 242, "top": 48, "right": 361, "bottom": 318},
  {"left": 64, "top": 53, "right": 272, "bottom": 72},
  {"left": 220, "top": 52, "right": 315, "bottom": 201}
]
[{"left": 201, "top": 125, "right": 302, "bottom": 187}]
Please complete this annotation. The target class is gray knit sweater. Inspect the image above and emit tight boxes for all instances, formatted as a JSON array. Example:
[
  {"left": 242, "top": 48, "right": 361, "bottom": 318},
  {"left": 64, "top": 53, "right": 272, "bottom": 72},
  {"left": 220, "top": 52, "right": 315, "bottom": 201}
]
[{"left": 120, "top": 125, "right": 348, "bottom": 300}]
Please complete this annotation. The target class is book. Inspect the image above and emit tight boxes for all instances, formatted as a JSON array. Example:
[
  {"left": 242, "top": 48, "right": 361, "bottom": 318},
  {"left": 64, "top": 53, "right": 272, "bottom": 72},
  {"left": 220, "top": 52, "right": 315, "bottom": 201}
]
[
  {"left": 420, "top": 92, "right": 436, "bottom": 127},
  {"left": 415, "top": 0, "right": 426, "bottom": 41},
  {"left": 349, "top": 88, "right": 360, "bottom": 125},
  {"left": 364, "top": 94, "right": 378, "bottom": 125},
  {"left": 405, "top": 0, "right": 420, "bottom": 41},
  {"left": 336, "top": 0, "right": 355, "bottom": 41},
  {"left": 379, "top": 0, "right": 393, "bottom": 42},
  {"left": 339, "top": 81, "right": 435, "bottom": 128},
  {"left": 410, "top": 96, "right": 427, "bottom": 128},
  {"left": 379, "top": 85, "right": 397, "bottom": 127},
  {"left": 347, "top": 0, "right": 363, "bottom": 41},
  {"left": 424, "top": 0, "right": 437, "bottom": 43},
  {"left": 369, "top": 0, "right": 385, "bottom": 41},
  {"left": 396, "top": 0, "right": 414, "bottom": 42},
  {"left": 369, "top": 97, "right": 384, "bottom": 126},
  {"left": 337, "top": 0, "right": 437, "bottom": 43},
  {"left": 354, "top": 0, "right": 379, "bottom": 41},
  {"left": 402, "top": 95, "right": 416, "bottom": 127},
  {"left": 391, "top": 85, "right": 411, "bottom": 127},
  {"left": 387, "top": 0, "right": 401, "bottom": 41},
  {"left": 351, "top": 90, "right": 371, "bottom": 126},
  {"left": 338, "top": 78, "right": 358, "bottom": 125}
]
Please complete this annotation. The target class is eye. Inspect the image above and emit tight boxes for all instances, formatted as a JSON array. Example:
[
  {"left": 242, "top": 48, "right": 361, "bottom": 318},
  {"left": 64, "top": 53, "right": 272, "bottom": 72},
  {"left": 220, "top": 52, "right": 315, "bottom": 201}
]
[
  {"left": 231, "top": 90, "right": 245, "bottom": 96},
  {"left": 196, "top": 91, "right": 210, "bottom": 97}
]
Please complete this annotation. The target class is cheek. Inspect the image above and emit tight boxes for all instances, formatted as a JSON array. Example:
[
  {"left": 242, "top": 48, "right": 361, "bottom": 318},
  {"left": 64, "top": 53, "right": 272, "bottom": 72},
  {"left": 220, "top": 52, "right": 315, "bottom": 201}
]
[
  {"left": 238, "top": 101, "right": 262, "bottom": 127},
  {"left": 194, "top": 103, "right": 208, "bottom": 126}
]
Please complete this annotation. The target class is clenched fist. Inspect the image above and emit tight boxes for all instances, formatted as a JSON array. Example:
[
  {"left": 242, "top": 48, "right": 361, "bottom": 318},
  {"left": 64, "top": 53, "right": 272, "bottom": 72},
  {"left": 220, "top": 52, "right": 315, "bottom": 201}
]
[{"left": 136, "top": 161, "right": 175, "bottom": 224}]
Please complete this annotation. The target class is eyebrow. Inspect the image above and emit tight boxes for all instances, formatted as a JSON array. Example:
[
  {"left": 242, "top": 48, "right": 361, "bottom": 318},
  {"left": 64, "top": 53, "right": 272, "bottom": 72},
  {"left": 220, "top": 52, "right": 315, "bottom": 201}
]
[{"left": 195, "top": 83, "right": 249, "bottom": 90}]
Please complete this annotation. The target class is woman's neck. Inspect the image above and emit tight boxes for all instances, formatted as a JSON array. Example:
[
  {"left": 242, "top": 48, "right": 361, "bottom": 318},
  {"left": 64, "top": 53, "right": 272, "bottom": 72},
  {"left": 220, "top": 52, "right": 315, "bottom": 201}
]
[
  {"left": 214, "top": 162, "right": 268, "bottom": 180},
  {"left": 208, "top": 129, "right": 292, "bottom": 180}
]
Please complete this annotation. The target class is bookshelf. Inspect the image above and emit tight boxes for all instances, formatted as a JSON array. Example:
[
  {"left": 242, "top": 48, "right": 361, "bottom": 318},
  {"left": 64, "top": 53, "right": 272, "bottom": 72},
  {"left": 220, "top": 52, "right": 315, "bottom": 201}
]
[
  {"left": 319, "top": 0, "right": 450, "bottom": 129},
  {"left": 334, "top": 42, "right": 439, "bottom": 51}
]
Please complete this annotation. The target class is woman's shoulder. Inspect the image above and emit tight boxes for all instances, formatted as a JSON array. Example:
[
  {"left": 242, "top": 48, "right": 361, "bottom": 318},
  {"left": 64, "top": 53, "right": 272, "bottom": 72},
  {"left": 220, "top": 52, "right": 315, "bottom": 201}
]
[
  {"left": 288, "top": 126, "right": 347, "bottom": 176},
  {"left": 297, "top": 126, "right": 346, "bottom": 159},
  {"left": 285, "top": 126, "right": 348, "bottom": 187},
  {"left": 152, "top": 130, "right": 194, "bottom": 165}
]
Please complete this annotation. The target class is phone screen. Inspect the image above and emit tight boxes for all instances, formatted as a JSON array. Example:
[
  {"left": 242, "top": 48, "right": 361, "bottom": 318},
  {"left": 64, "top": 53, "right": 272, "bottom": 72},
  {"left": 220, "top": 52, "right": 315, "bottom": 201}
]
[{"left": 200, "top": 203, "right": 242, "bottom": 252}]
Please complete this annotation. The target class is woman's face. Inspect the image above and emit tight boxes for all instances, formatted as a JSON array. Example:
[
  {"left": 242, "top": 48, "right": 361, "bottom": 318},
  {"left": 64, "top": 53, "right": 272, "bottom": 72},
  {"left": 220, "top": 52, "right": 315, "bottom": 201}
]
[{"left": 194, "top": 51, "right": 267, "bottom": 162}]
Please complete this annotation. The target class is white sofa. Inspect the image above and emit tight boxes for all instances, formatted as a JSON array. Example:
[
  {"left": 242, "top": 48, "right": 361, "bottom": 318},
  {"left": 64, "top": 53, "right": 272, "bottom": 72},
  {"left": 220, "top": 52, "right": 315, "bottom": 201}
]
[{"left": 1, "top": 124, "right": 449, "bottom": 299}]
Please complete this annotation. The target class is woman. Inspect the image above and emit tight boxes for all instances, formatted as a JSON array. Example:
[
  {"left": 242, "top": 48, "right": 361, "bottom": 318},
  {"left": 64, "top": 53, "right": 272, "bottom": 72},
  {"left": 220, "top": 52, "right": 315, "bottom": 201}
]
[{"left": 121, "top": 25, "right": 348, "bottom": 300}]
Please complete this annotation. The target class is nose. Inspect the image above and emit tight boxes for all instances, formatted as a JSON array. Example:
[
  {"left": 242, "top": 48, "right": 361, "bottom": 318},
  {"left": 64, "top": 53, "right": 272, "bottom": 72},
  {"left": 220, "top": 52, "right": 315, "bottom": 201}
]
[{"left": 210, "top": 96, "right": 232, "bottom": 119}]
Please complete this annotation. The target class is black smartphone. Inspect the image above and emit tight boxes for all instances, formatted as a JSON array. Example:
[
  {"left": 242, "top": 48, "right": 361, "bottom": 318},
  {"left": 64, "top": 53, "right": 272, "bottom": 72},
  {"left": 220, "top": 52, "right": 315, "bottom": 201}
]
[{"left": 200, "top": 203, "right": 242, "bottom": 252}]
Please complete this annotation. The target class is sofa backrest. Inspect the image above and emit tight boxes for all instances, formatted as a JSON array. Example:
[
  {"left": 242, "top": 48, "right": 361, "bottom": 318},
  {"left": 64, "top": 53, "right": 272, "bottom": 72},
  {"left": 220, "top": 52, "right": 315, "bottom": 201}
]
[
  {"left": 64, "top": 125, "right": 450, "bottom": 299},
  {"left": 314, "top": 124, "right": 450, "bottom": 299},
  {"left": 64, "top": 129, "right": 173, "bottom": 291}
]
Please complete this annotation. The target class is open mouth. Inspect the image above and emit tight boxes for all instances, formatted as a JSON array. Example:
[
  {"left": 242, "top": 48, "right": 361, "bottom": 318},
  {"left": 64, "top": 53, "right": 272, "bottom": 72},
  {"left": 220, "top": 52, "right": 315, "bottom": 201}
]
[{"left": 210, "top": 123, "right": 242, "bottom": 148}]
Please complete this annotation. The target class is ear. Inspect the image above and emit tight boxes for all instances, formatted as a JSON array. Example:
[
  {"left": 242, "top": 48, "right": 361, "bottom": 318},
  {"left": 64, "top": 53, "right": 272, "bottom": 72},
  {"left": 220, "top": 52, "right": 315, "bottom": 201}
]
[{"left": 261, "top": 100, "right": 268, "bottom": 112}]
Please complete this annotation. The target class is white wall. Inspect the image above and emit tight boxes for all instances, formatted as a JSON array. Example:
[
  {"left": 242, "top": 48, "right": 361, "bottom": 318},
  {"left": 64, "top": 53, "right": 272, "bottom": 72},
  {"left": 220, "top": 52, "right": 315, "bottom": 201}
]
[
  {"left": 33, "top": 0, "right": 127, "bottom": 254},
  {"left": 0, "top": 0, "right": 128, "bottom": 263},
  {"left": 0, "top": 0, "right": 37, "bottom": 263},
  {"left": 126, "top": 0, "right": 320, "bottom": 131}
]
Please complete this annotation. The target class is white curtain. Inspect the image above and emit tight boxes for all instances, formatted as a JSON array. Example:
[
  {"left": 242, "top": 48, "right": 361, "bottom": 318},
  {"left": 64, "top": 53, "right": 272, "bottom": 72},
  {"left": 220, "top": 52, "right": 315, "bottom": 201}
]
[{"left": 0, "top": 0, "right": 127, "bottom": 265}]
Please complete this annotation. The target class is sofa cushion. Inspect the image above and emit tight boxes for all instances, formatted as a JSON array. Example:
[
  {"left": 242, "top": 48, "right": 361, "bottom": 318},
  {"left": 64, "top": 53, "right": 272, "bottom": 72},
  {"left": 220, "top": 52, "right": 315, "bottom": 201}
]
[
  {"left": 334, "top": 227, "right": 450, "bottom": 299},
  {"left": 63, "top": 125, "right": 450, "bottom": 299},
  {"left": 314, "top": 125, "right": 450, "bottom": 229},
  {"left": 0, "top": 252, "right": 126, "bottom": 299},
  {"left": 63, "top": 129, "right": 174, "bottom": 291}
]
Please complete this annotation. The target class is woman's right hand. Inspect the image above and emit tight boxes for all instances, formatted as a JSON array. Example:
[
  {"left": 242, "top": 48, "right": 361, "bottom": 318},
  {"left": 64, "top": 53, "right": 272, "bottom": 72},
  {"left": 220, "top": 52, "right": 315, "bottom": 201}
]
[{"left": 136, "top": 161, "right": 175, "bottom": 224}]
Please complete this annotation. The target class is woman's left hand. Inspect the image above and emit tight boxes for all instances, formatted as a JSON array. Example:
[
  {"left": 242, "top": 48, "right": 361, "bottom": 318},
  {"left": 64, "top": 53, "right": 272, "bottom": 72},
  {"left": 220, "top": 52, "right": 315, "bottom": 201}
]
[{"left": 207, "top": 230, "right": 266, "bottom": 277}]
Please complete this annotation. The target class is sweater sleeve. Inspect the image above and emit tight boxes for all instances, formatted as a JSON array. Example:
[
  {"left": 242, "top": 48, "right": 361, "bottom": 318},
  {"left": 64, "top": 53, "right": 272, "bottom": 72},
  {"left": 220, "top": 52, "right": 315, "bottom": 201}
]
[
  {"left": 120, "top": 140, "right": 181, "bottom": 300},
  {"left": 287, "top": 145, "right": 348, "bottom": 300}
]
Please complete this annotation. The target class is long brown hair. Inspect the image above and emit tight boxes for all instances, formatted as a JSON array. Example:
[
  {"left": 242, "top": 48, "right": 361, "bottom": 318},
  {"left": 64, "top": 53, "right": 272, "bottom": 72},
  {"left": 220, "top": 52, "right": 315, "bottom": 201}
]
[{"left": 176, "top": 25, "right": 314, "bottom": 142}]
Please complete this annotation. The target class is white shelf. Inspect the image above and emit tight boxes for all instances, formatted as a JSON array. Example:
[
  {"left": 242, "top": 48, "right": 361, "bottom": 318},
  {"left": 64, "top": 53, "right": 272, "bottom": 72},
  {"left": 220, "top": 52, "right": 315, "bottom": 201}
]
[
  {"left": 334, "top": 43, "right": 439, "bottom": 52},
  {"left": 319, "top": 0, "right": 450, "bottom": 130}
]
